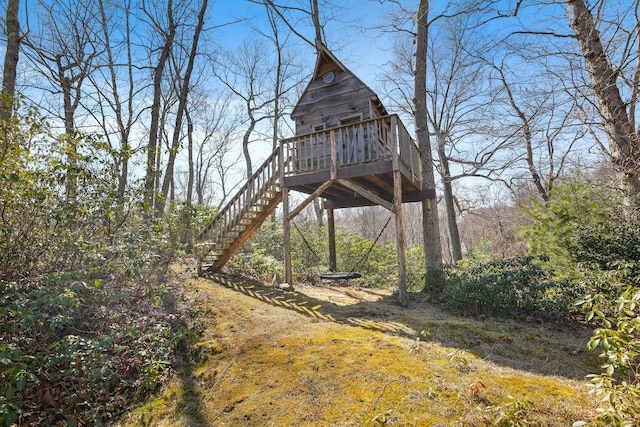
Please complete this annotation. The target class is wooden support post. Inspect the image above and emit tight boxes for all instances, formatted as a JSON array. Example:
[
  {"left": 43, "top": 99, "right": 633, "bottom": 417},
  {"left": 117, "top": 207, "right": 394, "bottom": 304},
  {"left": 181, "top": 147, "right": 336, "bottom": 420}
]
[
  {"left": 283, "top": 186, "right": 293, "bottom": 287},
  {"left": 394, "top": 170, "right": 408, "bottom": 307},
  {"left": 279, "top": 144, "right": 293, "bottom": 288},
  {"left": 327, "top": 207, "right": 337, "bottom": 272}
]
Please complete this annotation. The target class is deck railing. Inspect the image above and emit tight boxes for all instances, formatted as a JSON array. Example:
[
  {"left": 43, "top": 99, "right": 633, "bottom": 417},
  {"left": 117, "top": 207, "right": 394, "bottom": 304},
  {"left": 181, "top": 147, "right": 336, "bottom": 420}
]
[
  {"left": 396, "top": 118, "right": 421, "bottom": 183},
  {"left": 282, "top": 114, "right": 421, "bottom": 181}
]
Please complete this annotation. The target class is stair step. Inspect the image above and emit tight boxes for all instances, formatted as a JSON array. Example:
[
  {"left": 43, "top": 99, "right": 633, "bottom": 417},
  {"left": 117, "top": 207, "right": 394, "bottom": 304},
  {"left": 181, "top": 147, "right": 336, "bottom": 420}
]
[{"left": 197, "top": 153, "right": 283, "bottom": 267}]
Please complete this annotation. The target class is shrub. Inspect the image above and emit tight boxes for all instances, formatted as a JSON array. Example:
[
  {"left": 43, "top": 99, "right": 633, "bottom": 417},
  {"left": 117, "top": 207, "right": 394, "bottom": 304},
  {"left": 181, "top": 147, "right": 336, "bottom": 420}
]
[
  {"left": 576, "top": 286, "right": 640, "bottom": 426},
  {"left": 571, "top": 205, "right": 640, "bottom": 426},
  {"left": 0, "top": 105, "right": 191, "bottom": 426},
  {"left": 568, "top": 205, "right": 640, "bottom": 295},
  {"left": 438, "top": 255, "right": 575, "bottom": 320},
  {"left": 164, "top": 201, "right": 218, "bottom": 255},
  {"left": 516, "top": 175, "right": 612, "bottom": 272},
  {"left": 0, "top": 272, "right": 187, "bottom": 426},
  {"left": 231, "top": 219, "right": 403, "bottom": 287},
  {"left": 485, "top": 395, "right": 534, "bottom": 427}
]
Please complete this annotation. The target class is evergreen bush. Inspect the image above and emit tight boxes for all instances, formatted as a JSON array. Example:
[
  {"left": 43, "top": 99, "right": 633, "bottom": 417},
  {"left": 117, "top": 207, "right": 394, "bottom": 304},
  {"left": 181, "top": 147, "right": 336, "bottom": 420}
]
[
  {"left": 0, "top": 105, "right": 192, "bottom": 426},
  {"left": 438, "top": 255, "right": 573, "bottom": 320}
]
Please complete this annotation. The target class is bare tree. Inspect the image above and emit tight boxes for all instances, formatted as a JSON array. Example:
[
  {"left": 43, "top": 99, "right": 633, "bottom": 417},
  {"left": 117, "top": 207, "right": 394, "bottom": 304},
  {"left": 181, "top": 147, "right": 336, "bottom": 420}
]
[
  {"left": 156, "top": 0, "right": 208, "bottom": 215},
  {"left": 142, "top": 0, "right": 177, "bottom": 211},
  {"left": 483, "top": 53, "right": 585, "bottom": 202},
  {"left": 22, "top": 0, "right": 100, "bottom": 197},
  {"left": 186, "top": 89, "right": 241, "bottom": 207},
  {"left": 251, "top": 1, "right": 305, "bottom": 225},
  {"left": 414, "top": 0, "right": 444, "bottom": 283},
  {"left": 83, "top": 0, "right": 140, "bottom": 199},
  {"left": 213, "top": 38, "right": 277, "bottom": 179},
  {"left": 1, "top": 0, "right": 21, "bottom": 120},
  {"left": 24, "top": 0, "right": 100, "bottom": 135},
  {"left": 564, "top": 0, "right": 640, "bottom": 197},
  {"left": 423, "top": 13, "right": 493, "bottom": 264}
]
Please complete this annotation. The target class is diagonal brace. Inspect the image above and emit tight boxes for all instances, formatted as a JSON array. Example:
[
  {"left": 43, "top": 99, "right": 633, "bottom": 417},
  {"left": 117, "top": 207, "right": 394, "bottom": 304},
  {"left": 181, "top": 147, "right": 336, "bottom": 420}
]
[
  {"left": 337, "top": 179, "right": 395, "bottom": 212},
  {"left": 288, "top": 179, "right": 336, "bottom": 220}
]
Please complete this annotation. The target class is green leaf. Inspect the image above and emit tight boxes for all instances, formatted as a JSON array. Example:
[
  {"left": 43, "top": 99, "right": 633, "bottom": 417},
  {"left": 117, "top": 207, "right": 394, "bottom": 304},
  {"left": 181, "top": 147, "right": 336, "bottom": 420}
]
[
  {"left": 16, "top": 375, "right": 26, "bottom": 391},
  {"left": 588, "top": 338, "right": 600, "bottom": 350},
  {"left": 5, "top": 385, "right": 14, "bottom": 400}
]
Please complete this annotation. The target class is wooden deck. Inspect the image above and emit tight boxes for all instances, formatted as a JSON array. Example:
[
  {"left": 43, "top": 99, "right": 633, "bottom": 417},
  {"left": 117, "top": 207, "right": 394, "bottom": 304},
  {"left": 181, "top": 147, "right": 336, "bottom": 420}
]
[
  {"left": 282, "top": 114, "right": 433, "bottom": 208},
  {"left": 196, "top": 114, "right": 435, "bottom": 275}
]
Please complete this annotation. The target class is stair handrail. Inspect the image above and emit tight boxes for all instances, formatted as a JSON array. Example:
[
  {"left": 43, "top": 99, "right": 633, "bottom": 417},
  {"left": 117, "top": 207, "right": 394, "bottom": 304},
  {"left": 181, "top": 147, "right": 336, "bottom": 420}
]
[{"left": 197, "top": 146, "right": 282, "bottom": 244}]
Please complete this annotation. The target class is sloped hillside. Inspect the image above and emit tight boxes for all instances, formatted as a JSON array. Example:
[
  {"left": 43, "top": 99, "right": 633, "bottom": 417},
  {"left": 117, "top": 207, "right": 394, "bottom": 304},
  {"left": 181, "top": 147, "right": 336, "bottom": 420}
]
[{"left": 118, "top": 274, "right": 600, "bottom": 426}]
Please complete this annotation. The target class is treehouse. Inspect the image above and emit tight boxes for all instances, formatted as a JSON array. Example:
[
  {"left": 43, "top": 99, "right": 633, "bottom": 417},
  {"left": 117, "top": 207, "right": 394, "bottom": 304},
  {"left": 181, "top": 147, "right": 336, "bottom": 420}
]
[
  {"left": 197, "top": 43, "right": 435, "bottom": 303},
  {"left": 282, "top": 45, "right": 431, "bottom": 210}
]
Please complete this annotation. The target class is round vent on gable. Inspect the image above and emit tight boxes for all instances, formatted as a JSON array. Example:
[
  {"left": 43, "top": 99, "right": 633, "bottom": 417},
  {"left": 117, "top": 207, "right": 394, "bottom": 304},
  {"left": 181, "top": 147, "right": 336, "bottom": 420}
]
[{"left": 323, "top": 71, "right": 335, "bottom": 84}]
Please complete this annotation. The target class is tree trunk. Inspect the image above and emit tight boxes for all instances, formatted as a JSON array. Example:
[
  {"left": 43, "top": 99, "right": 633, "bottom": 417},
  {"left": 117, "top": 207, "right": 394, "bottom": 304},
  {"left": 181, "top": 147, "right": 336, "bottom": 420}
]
[
  {"left": 414, "top": 0, "right": 443, "bottom": 288},
  {"left": 566, "top": 0, "right": 640, "bottom": 195},
  {"left": 1, "top": 0, "right": 20, "bottom": 121},
  {"left": 313, "top": 198, "right": 324, "bottom": 228},
  {"left": 157, "top": 0, "right": 207, "bottom": 216},
  {"left": 436, "top": 131, "right": 462, "bottom": 264},
  {"left": 144, "top": 0, "right": 176, "bottom": 211},
  {"left": 268, "top": 5, "right": 281, "bottom": 229},
  {"left": 58, "top": 67, "right": 77, "bottom": 199},
  {"left": 186, "top": 109, "right": 194, "bottom": 205},
  {"left": 242, "top": 114, "right": 255, "bottom": 179},
  {"left": 97, "top": 0, "right": 133, "bottom": 200}
]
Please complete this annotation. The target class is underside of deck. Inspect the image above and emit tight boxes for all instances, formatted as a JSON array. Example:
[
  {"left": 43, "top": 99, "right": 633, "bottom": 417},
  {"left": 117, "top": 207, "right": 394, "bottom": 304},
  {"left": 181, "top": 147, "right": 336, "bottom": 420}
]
[{"left": 283, "top": 159, "right": 435, "bottom": 209}]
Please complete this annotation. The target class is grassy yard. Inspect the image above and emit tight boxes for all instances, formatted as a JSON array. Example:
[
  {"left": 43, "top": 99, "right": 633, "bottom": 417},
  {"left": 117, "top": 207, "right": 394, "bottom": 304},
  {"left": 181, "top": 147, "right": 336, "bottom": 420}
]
[{"left": 117, "top": 273, "right": 600, "bottom": 426}]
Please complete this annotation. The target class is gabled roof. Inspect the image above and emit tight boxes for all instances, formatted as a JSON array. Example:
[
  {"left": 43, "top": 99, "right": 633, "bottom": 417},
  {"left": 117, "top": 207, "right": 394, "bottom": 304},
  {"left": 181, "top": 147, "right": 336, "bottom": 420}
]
[
  {"left": 290, "top": 42, "right": 388, "bottom": 119},
  {"left": 312, "top": 42, "right": 348, "bottom": 77}
]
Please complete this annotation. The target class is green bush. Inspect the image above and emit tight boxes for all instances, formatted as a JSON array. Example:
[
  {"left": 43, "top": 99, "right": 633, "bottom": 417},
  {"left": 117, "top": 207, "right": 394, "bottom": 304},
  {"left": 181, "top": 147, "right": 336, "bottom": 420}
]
[
  {"left": 0, "top": 272, "right": 186, "bottom": 426},
  {"left": 568, "top": 207, "right": 640, "bottom": 291},
  {"left": 517, "top": 175, "right": 612, "bottom": 272},
  {"left": 438, "top": 255, "right": 574, "bottom": 320},
  {"left": 577, "top": 285, "right": 640, "bottom": 426},
  {"left": 228, "top": 220, "right": 284, "bottom": 280},
  {"left": 570, "top": 204, "right": 640, "bottom": 426},
  {"left": 164, "top": 201, "right": 218, "bottom": 255},
  {"left": 0, "top": 105, "right": 191, "bottom": 426},
  {"left": 230, "top": 219, "right": 403, "bottom": 287}
]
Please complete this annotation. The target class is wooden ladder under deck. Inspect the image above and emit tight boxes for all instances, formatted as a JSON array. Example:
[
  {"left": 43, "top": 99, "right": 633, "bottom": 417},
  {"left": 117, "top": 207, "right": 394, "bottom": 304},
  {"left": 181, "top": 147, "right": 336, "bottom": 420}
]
[{"left": 197, "top": 148, "right": 283, "bottom": 272}]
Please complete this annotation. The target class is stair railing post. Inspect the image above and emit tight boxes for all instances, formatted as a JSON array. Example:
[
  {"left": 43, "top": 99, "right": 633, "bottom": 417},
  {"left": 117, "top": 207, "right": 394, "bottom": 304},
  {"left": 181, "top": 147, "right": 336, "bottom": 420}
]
[{"left": 330, "top": 129, "right": 337, "bottom": 180}]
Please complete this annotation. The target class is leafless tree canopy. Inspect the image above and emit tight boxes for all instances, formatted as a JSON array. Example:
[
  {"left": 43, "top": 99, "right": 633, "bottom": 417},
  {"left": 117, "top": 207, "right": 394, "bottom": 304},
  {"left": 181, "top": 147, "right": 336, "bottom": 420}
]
[{"left": 3, "top": 0, "right": 640, "bottom": 259}]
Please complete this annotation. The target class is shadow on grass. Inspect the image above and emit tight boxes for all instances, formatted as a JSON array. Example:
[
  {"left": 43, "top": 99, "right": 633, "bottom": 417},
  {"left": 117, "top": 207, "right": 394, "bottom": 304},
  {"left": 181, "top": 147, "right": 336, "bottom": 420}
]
[{"left": 203, "top": 272, "right": 600, "bottom": 381}]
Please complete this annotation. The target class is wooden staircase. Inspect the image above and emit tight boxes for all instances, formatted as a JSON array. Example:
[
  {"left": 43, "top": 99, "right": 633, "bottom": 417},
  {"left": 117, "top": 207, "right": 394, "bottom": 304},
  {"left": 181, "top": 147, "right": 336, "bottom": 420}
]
[{"left": 197, "top": 148, "right": 284, "bottom": 273}]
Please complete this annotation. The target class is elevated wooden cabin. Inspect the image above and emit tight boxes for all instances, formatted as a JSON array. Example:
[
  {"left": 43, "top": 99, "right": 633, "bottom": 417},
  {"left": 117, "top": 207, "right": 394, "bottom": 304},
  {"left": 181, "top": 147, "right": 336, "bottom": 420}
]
[
  {"left": 281, "top": 44, "right": 432, "bottom": 210},
  {"left": 197, "top": 43, "right": 434, "bottom": 305},
  {"left": 279, "top": 44, "right": 435, "bottom": 304}
]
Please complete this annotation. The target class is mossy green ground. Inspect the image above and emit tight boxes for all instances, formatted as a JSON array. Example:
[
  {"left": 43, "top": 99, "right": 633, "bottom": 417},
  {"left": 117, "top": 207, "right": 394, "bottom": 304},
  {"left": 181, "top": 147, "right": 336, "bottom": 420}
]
[{"left": 117, "top": 273, "right": 600, "bottom": 426}]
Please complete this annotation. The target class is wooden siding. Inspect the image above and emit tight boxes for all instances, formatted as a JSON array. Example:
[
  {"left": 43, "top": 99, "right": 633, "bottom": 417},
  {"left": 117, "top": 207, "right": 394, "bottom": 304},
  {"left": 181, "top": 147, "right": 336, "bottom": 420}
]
[{"left": 292, "top": 70, "right": 377, "bottom": 135}]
